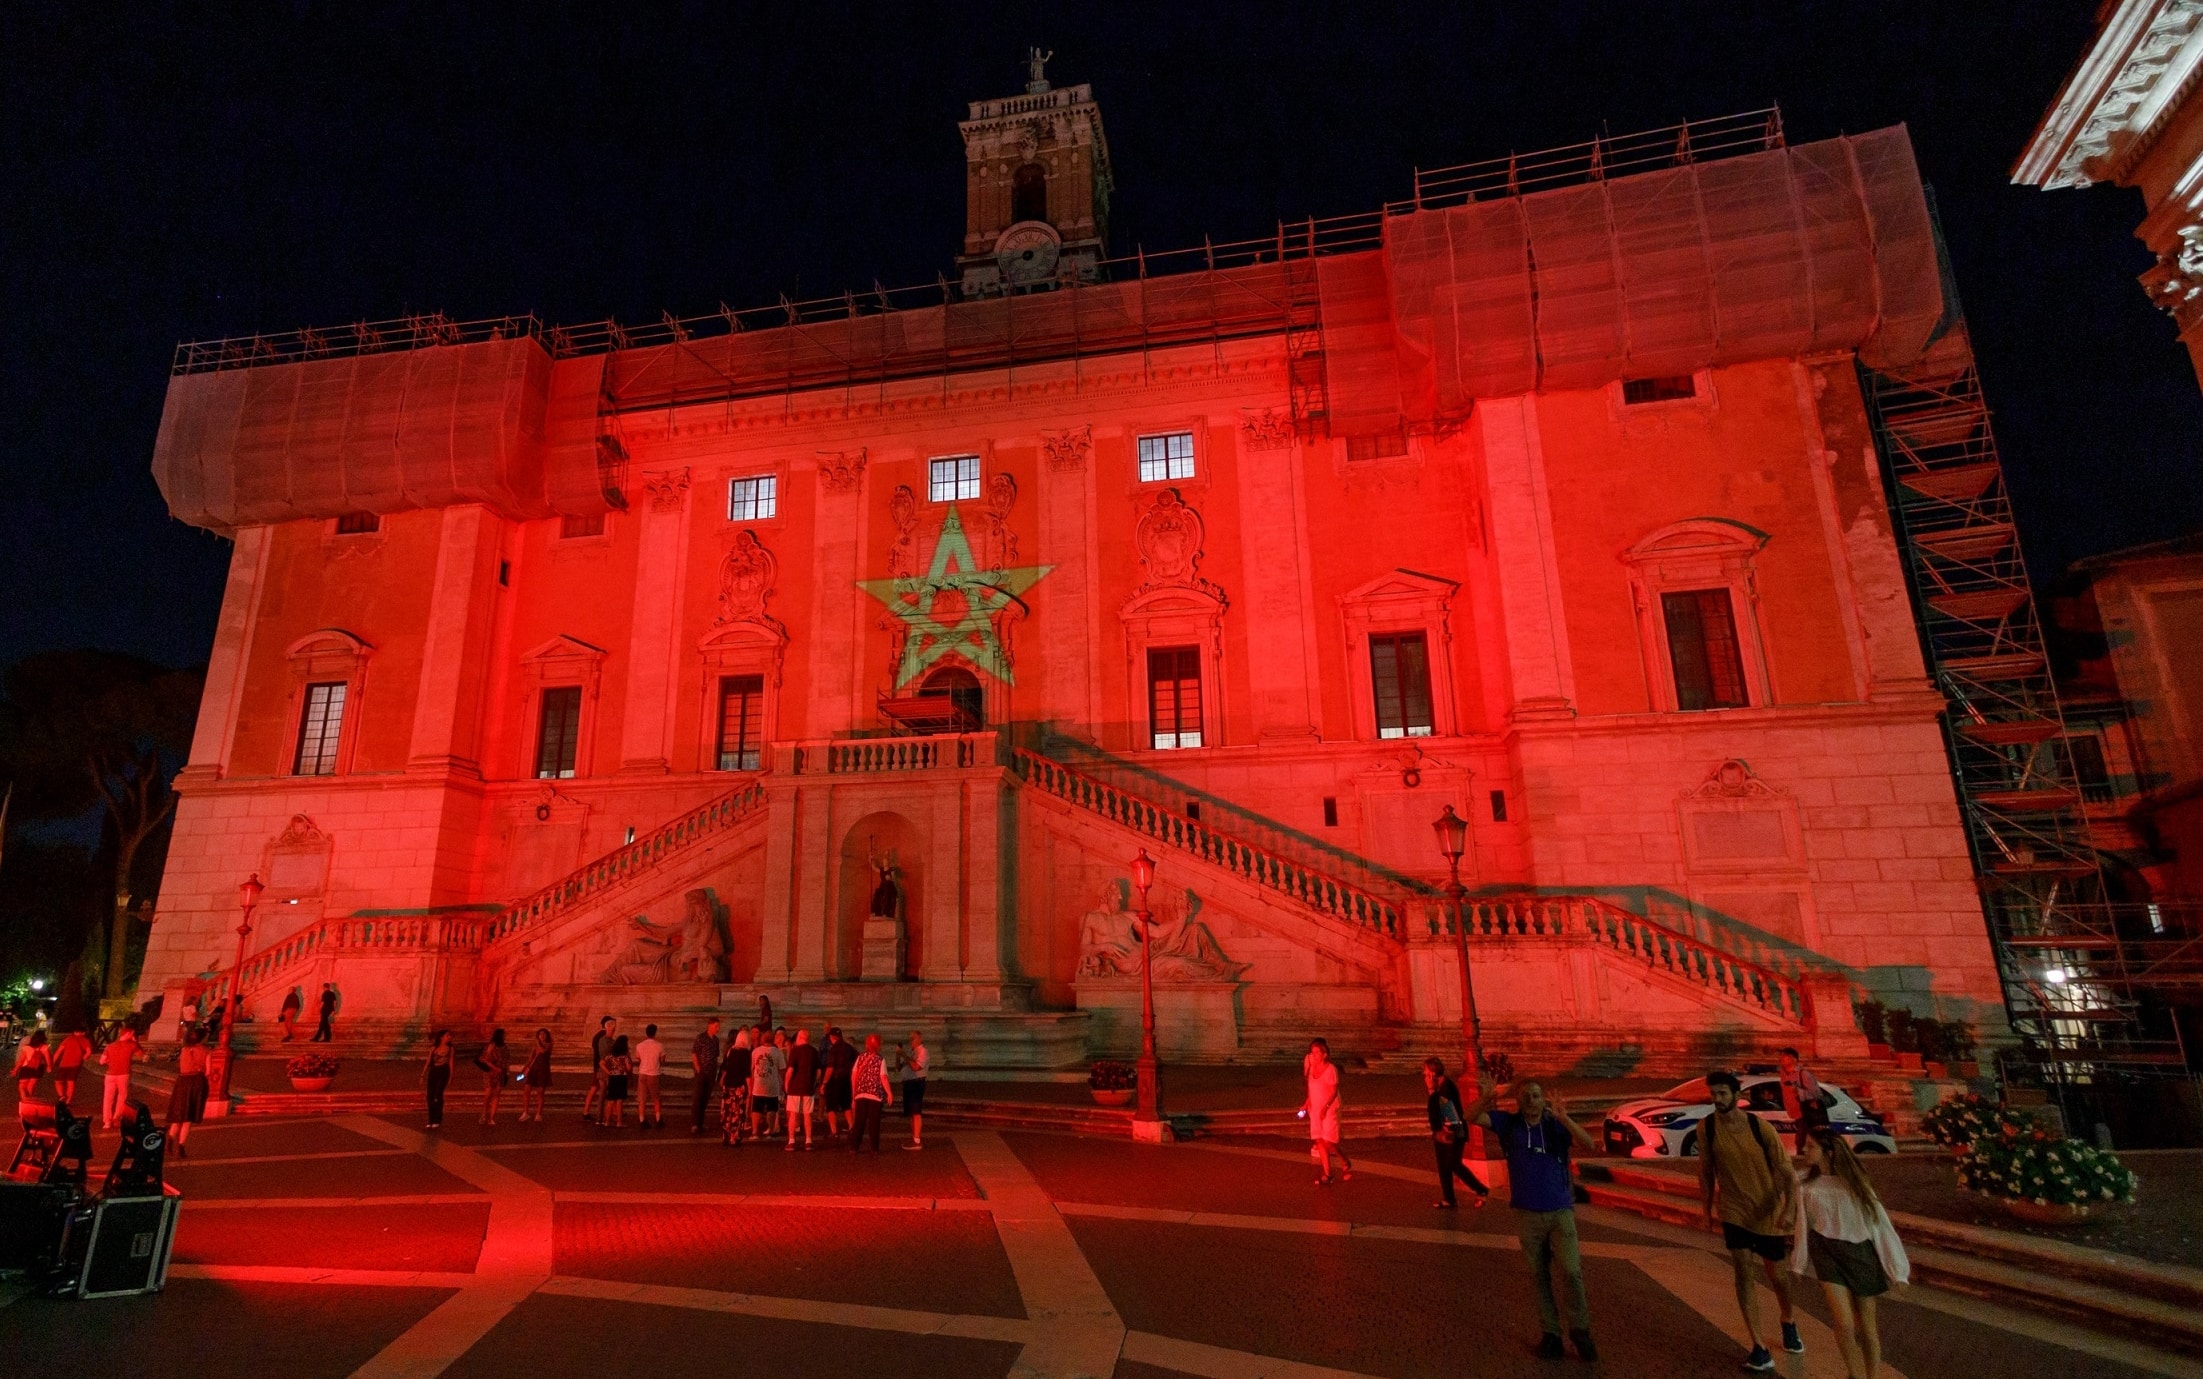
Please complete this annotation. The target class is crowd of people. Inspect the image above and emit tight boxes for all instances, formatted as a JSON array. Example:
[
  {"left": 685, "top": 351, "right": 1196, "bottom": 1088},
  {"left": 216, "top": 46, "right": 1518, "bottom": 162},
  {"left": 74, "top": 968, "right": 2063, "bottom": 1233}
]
[
  {"left": 422, "top": 1015, "right": 930, "bottom": 1150},
  {"left": 7, "top": 1018, "right": 214, "bottom": 1156}
]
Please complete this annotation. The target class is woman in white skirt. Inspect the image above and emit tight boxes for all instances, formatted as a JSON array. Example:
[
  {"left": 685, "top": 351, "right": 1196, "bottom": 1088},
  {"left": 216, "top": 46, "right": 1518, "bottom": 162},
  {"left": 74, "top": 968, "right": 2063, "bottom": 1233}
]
[
  {"left": 1791, "top": 1128, "right": 1908, "bottom": 1379},
  {"left": 1300, "top": 1038, "right": 1353, "bottom": 1185}
]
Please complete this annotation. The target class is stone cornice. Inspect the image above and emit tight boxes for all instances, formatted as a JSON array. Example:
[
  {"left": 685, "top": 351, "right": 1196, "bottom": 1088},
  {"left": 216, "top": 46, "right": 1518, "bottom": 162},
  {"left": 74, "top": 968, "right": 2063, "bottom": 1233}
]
[{"left": 2016, "top": 0, "right": 2203, "bottom": 189}]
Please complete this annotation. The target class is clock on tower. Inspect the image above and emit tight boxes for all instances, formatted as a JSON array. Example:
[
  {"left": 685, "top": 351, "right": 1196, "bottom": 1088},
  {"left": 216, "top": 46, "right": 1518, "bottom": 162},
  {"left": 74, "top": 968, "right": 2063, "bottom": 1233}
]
[{"left": 955, "top": 49, "right": 1113, "bottom": 296}]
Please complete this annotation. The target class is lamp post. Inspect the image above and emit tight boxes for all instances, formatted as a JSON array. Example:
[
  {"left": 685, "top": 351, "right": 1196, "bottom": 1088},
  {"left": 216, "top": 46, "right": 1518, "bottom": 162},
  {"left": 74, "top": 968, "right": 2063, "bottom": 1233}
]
[
  {"left": 1432, "top": 806, "right": 1484, "bottom": 1077},
  {"left": 1130, "top": 847, "right": 1167, "bottom": 1140},
  {"left": 205, "top": 873, "right": 263, "bottom": 1117}
]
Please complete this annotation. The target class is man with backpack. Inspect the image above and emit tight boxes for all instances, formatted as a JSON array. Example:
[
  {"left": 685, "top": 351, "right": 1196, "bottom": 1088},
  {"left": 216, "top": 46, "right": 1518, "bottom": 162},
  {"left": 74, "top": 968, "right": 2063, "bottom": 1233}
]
[{"left": 1700, "top": 1069, "right": 1803, "bottom": 1372}]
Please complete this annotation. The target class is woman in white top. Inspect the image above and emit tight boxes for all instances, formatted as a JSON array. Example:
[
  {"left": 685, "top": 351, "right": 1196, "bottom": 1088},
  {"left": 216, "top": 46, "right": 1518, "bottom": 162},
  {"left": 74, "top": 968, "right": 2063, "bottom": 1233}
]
[
  {"left": 1791, "top": 1129, "right": 1908, "bottom": 1379},
  {"left": 1299, "top": 1038, "right": 1352, "bottom": 1186}
]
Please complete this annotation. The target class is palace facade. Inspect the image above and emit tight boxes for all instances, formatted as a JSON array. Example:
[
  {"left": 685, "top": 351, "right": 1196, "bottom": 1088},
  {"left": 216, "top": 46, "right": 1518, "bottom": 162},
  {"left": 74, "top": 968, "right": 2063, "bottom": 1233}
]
[{"left": 139, "top": 80, "right": 2010, "bottom": 1071}]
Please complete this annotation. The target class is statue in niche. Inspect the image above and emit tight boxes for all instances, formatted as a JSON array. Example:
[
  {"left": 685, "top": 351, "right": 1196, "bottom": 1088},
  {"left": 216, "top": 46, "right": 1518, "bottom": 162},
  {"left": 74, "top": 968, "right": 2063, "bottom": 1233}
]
[
  {"left": 1075, "top": 881, "right": 1143, "bottom": 977},
  {"left": 861, "top": 839, "right": 908, "bottom": 981},
  {"left": 1147, "top": 887, "right": 1250, "bottom": 982},
  {"left": 599, "top": 915, "right": 681, "bottom": 984},
  {"left": 674, "top": 888, "right": 729, "bottom": 983}
]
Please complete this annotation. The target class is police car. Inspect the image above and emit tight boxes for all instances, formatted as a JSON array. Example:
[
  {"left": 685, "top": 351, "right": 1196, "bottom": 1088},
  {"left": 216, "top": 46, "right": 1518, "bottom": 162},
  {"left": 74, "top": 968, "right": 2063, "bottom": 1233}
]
[{"left": 1602, "top": 1072, "right": 1895, "bottom": 1159}]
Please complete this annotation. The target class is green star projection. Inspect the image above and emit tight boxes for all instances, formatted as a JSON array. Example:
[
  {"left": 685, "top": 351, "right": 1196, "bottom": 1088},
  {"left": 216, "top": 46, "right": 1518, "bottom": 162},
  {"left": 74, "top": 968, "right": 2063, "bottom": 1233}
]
[{"left": 858, "top": 508, "right": 1052, "bottom": 688}]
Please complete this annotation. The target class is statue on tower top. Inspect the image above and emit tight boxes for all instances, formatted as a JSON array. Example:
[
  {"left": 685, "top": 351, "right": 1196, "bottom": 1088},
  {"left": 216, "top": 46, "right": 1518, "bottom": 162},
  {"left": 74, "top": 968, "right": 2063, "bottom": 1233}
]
[{"left": 1024, "top": 46, "right": 1053, "bottom": 94}]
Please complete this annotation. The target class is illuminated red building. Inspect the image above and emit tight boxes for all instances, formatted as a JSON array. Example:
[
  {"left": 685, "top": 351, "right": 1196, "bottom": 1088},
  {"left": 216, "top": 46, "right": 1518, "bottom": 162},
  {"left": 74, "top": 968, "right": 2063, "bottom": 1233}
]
[{"left": 140, "top": 77, "right": 2017, "bottom": 1072}]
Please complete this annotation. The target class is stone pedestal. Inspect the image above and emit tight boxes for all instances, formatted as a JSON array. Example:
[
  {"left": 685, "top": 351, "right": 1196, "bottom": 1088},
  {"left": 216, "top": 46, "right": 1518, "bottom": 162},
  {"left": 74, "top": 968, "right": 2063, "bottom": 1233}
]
[
  {"left": 861, "top": 916, "right": 906, "bottom": 982},
  {"left": 1074, "top": 978, "right": 1243, "bottom": 1060}
]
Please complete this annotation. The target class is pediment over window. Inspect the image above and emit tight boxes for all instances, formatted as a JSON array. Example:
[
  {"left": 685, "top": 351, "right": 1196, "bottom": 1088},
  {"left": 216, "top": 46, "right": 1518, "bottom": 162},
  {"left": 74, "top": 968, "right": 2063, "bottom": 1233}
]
[
  {"left": 1339, "top": 568, "right": 1460, "bottom": 616},
  {"left": 286, "top": 628, "right": 371, "bottom": 662},
  {"left": 1121, "top": 583, "right": 1227, "bottom": 623},
  {"left": 521, "top": 634, "right": 609, "bottom": 669},
  {"left": 1625, "top": 518, "right": 1769, "bottom": 562}
]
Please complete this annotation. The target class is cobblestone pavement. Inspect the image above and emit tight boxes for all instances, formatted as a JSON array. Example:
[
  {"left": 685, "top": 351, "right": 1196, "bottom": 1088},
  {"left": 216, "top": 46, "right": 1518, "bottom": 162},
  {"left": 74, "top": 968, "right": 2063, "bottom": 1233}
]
[{"left": 4, "top": 1109, "right": 2198, "bottom": 1379}]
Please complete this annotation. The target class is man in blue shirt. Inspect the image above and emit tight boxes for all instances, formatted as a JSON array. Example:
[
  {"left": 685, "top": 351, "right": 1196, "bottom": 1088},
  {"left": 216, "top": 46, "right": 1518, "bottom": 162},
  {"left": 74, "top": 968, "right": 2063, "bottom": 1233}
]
[{"left": 1468, "top": 1074, "right": 1600, "bottom": 1362}]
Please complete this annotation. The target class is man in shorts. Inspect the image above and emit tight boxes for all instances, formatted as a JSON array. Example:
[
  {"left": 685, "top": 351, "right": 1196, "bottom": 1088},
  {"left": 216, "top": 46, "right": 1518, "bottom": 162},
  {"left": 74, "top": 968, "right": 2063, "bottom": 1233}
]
[
  {"left": 634, "top": 1023, "right": 667, "bottom": 1129},
  {"left": 51, "top": 1027, "right": 93, "bottom": 1108},
  {"left": 749, "top": 1028, "right": 786, "bottom": 1140},
  {"left": 821, "top": 1027, "right": 856, "bottom": 1137},
  {"left": 1699, "top": 1069, "right": 1802, "bottom": 1372},
  {"left": 583, "top": 1016, "right": 617, "bottom": 1122},
  {"left": 784, "top": 1028, "right": 821, "bottom": 1149},
  {"left": 895, "top": 1029, "right": 929, "bottom": 1150}
]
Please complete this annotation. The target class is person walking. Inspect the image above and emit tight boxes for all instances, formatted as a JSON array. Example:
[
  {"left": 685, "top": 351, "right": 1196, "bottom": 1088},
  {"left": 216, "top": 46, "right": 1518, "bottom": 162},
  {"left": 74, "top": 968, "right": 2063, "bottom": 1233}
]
[
  {"left": 1793, "top": 1129, "right": 1908, "bottom": 1379},
  {"left": 748, "top": 1029, "right": 785, "bottom": 1139},
  {"left": 51, "top": 1027, "right": 93, "bottom": 1108},
  {"left": 519, "top": 1028, "right": 553, "bottom": 1122},
  {"left": 1300, "top": 1038, "right": 1352, "bottom": 1185},
  {"left": 635, "top": 1023, "right": 666, "bottom": 1129},
  {"left": 600, "top": 1034, "right": 633, "bottom": 1128},
  {"left": 784, "top": 1029, "right": 821, "bottom": 1150},
  {"left": 719, "top": 1027, "right": 754, "bottom": 1145},
  {"left": 849, "top": 1033, "right": 892, "bottom": 1151},
  {"left": 1777, "top": 1047, "right": 1827, "bottom": 1152},
  {"left": 1466, "top": 1073, "right": 1598, "bottom": 1361},
  {"left": 1700, "top": 1069, "right": 1803, "bottom": 1372},
  {"left": 13, "top": 1029, "right": 50, "bottom": 1103},
  {"left": 582, "top": 1016, "right": 617, "bottom": 1123},
  {"left": 99, "top": 1025, "right": 141, "bottom": 1129},
  {"left": 312, "top": 983, "right": 338, "bottom": 1042},
  {"left": 279, "top": 988, "right": 304, "bottom": 1041},
  {"left": 821, "top": 1027, "right": 856, "bottom": 1138},
  {"left": 422, "top": 1030, "right": 455, "bottom": 1129},
  {"left": 165, "top": 1027, "right": 211, "bottom": 1158},
  {"left": 895, "top": 1029, "right": 929, "bottom": 1150},
  {"left": 477, "top": 1028, "right": 510, "bottom": 1126},
  {"left": 689, "top": 1018, "right": 722, "bottom": 1135},
  {"left": 1422, "top": 1057, "right": 1489, "bottom": 1209}
]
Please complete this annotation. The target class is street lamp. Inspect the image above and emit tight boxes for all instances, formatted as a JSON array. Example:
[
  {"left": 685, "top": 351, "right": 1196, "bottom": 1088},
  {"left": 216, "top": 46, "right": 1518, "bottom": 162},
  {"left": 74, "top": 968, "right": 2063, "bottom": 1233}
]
[
  {"left": 1130, "top": 847, "right": 1167, "bottom": 1139},
  {"left": 205, "top": 873, "right": 264, "bottom": 1116},
  {"left": 1432, "top": 806, "right": 1484, "bottom": 1078}
]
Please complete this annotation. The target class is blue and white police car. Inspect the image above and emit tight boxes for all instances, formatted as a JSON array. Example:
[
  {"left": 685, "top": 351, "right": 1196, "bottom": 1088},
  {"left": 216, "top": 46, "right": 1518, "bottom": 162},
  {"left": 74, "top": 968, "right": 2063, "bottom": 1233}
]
[{"left": 1602, "top": 1072, "right": 1895, "bottom": 1159}]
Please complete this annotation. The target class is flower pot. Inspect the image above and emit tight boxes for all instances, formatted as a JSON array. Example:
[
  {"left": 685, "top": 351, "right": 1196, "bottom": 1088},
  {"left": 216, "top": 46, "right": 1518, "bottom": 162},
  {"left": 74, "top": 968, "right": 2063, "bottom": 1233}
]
[
  {"left": 1982, "top": 1195, "right": 2093, "bottom": 1226},
  {"left": 1896, "top": 1053, "right": 1924, "bottom": 1072},
  {"left": 288, "top": 1075, "right": 335, "bottom": 1093},
  {"left": 1922, "top": 1061, "right": 1949, "bottom": 1080},
  {"left": 1867, "top": 1043, "right": 1893, "bottom": 1063},
  {"left": 1089, "top": 1089, "right": 1134, "bottom": 1108},
  {"left": 1956, "top": 1061, "right": 1981, "bottom": 1079}
]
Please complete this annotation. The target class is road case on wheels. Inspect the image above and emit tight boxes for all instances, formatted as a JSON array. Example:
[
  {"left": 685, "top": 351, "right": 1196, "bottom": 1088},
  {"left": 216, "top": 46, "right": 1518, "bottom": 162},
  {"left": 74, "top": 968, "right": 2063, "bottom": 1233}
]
[{"left": 58, "top": 1186, "right": 182, "bottom": 1298}]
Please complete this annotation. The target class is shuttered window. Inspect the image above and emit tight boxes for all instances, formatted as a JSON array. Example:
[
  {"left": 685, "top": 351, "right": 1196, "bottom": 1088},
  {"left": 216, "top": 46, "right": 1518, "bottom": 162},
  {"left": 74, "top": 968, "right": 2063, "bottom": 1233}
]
[
  {"left": 716, "top": 675, "right": 765, "bottom": 771},
  {"left": 1148, "top": 645, "right": 1203, "bottom": 749},
  {"left": 535, "top": 686, "right": 583, "bottom": 779},
  {"left": 1662, "top": 589, "right": 1749, "bottom": 710},
  {"left": 293, "top": 682, "right": 347, "bottom": 775},
  {"left": 1369, "top": 631, "right": 1434, "bottom": 738}
]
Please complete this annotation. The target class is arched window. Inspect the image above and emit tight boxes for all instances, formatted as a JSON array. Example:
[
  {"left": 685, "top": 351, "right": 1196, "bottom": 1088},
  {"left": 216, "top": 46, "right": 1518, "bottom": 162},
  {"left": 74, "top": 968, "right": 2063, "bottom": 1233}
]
[
  {"left": 1011, "top": 162, "right": 1048, "bottom": 225},
  {"left": 919, "top": 665, "right": 984, "bottom": 729}
]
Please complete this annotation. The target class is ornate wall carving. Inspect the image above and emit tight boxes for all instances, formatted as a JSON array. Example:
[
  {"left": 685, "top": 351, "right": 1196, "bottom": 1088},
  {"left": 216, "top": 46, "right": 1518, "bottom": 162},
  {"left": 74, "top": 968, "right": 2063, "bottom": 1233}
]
[
  {"left": 715, "top": 529, "right": 784, "bottom": 635},
  {"left": 1239, "top": 408, "right": 1294, "bottom": 451},
  {"left": 642, "top": 467, "right": 691, "bottom": 511},
  {"left": 1132, "top": 487, "right": 1222, "bottom": 600},
  {"left": 1042, "top": 424, "right": 1091, "bottom": 471},
  {"left": 817, "top": 448, "right": 868, "bottom": 492}
]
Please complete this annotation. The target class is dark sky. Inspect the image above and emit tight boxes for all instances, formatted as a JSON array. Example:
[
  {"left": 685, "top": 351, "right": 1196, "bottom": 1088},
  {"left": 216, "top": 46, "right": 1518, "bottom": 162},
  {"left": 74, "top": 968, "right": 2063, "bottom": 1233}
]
[{"left": 7, "top": 2, "right": 2198, "bottom": 672}]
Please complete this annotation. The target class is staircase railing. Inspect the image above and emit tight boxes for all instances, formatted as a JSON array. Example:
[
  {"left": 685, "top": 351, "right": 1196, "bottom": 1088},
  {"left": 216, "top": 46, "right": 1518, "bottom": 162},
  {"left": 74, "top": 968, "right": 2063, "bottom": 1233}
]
[
  {"left": 1012, "top": 748, "right": 1410, "bottom": 939},
  {"left": 205, "top": 912, "right": 491, "bottom": 1008},
  {"left": 482, "top": 777, "right": 768, "bottom": 951},
  {"left": 1453, "top": 894, "right": 1810, "bottom": 1025}
]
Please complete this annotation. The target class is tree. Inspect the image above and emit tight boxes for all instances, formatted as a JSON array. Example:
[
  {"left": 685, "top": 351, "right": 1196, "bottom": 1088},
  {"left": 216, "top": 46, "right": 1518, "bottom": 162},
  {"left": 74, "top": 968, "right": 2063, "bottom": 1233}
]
[{"left": 0, "top": 651, "right": 202, "bottom": 1003}]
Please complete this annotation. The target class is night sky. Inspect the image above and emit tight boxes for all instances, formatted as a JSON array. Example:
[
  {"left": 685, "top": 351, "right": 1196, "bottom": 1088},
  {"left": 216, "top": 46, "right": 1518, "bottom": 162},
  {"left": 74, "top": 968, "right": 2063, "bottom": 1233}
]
[{"left": 7, "top": 3, "right": 2199, "bottom": 673}]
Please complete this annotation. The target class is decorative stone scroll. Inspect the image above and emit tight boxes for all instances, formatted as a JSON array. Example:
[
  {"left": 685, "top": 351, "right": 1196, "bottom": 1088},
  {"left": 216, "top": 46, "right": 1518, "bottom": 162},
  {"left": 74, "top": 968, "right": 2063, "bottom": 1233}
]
[
  {"left": 1042, "top": 425, "right": 1092, "bottom": 471},
  {"left": 978, "top": 471, "right": 1020, "bottom": 570},
  {"left": 817, "top": 448, "right": 868, "bottom": 492},
  {"left": 715, "top": 529, "right": 784, "bottom": 635},
  {"left": 1132, "top": 488, "right": 1222, "bottom": 601},
  {"left": 1239, "top": 408, "right": 1294, "bottom": 451}
]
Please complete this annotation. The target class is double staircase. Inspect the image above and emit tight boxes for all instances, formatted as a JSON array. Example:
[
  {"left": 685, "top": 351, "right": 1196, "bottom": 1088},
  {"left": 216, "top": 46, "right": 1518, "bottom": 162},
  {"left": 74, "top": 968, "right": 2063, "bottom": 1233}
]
[{"left": 194, "top": 732, "right": 1842, "bottom": 1064}]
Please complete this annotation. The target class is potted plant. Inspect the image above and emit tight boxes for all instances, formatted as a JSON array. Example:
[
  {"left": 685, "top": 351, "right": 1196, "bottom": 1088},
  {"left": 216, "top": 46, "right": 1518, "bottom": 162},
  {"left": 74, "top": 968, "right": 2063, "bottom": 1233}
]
[
  {"left": 1886, "top": 1009, "right": 1923, "bottom": 1072},
  {"left": 1088, "top": 1059, "right": 1136, "bottom": 1107},
  {"left": 1944, "top": 1020, "right": 1981, "bottom": 1079},
  {"left": 1957, "top": 1115, "right": 2137, "bottom": 1225},
  {"left": 1920, "top": 1092, "right": 2006, "bottom": 1154},
  {"left": 1916, "top": 1017, "right": 1951, "bottom": 1080},
  {"left": 1856, "top": 999, "right": 1892, "bottom": 1061},
  {"left": 286, "top": 1052, "right": 340, "bottom": 1093}
]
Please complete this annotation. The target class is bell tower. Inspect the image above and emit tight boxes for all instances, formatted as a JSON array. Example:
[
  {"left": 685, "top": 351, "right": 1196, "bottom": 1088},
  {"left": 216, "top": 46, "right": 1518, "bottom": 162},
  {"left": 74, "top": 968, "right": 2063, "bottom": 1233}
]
[{"left": 957, "top": 49, "right": 1113, "bottom": 296}]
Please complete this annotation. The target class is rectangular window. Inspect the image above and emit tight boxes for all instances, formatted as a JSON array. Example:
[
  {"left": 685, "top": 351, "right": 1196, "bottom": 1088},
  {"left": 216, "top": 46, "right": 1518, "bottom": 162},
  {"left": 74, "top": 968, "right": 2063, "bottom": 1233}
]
[
  {"left": 1137, "top": 431, "right": 1196, "bottom": 483},
  {"left": 716, "top": 675, "right": 765, "bottom": 772},
  {"left": 928, "top": 455, "right": 981, "bottom": 503},
  {"left": 1623, "top": 375, "right": 1698, "bottom": 405},
  {"left": 1322, "top": 796, "right": 1339, "bottom": 828},
  {"left": 1662, "top": 589, "right": 1749, "bottom": 710},
  {"left": 1369, "top": 631, "right": 1434, "bottom": 739},
  {"left": 1147, "top": 645, "right": 1203, "bottom": 750},
  {"left": 1345, "top": 429, "right": 1409, "bottom": 462},
  {"left": 292, "top": 681, "right": 347, "bottom": 775},
  {"left": 559, "top": 512, "right": 606, "bottom": 539},
  {"left": 334, "top": 511, "right": 380, "bottom": 535},
  {"left": 1489, "top": 789, "right": 1509, "bottom": 822},
  {"left": 728, "top": 474, "right": 777, "bottom": 521},
  {"left": 535, "top": 686, "right": 583, "bottom": 779}
]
